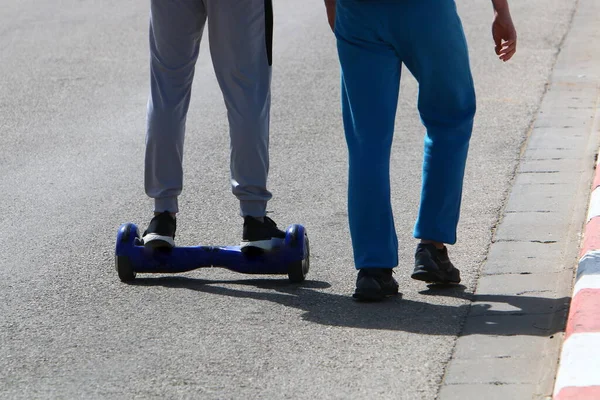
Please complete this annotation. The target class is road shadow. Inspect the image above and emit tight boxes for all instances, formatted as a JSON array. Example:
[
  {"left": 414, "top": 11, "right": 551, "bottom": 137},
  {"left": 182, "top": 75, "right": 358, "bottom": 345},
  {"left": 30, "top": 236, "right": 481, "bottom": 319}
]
[{"left": 132, "top": 277, "right": 568, "bottom": 337}]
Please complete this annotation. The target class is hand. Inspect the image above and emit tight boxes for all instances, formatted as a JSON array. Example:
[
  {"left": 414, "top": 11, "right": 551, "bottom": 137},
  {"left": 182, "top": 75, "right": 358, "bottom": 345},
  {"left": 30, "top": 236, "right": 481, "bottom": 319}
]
[
  {"left": 325, "top": 0, "right": 336, "bottom": 32},
  {"left": 492, "top": 9, "right": 517, "bottom": 62}
]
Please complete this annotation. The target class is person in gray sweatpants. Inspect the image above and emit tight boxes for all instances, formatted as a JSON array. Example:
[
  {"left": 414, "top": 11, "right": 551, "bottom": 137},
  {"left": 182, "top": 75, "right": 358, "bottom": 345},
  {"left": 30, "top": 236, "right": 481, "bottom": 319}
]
[{"left": 142, "top": 0, "right": 286, "bottom": 252}]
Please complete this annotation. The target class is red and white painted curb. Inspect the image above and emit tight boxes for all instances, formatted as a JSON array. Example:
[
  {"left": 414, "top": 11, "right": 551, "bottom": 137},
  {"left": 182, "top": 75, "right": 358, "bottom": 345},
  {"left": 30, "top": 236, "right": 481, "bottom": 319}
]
[{"left": 553, "top": 159, "right": 600, "bottom": 400}]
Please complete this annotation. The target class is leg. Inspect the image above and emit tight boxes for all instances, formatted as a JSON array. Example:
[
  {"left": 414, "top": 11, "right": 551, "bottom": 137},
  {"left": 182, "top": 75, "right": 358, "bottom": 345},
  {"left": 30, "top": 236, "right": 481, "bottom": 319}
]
[
  {"left": 205, "top": 0, "right": 285, "bottom": 252},
  {"left": 144, "top": 0, "right": 207, "bottom": 214},
  {"left": 392, "top": 0, "right": 477, "bottom": 245},
  {"left": 206, "top": 0, "right": 273, "bottom": 218},
  {"left": 335, "top": 1, "right": 402, "bottom": 270}
]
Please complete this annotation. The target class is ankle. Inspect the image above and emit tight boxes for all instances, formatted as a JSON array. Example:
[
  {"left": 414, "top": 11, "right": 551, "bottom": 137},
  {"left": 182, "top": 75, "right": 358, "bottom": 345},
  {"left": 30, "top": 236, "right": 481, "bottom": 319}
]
[
  {"left": 154, "top": 211, "right": 176, "bottom": 219},
  {"left": 420, "top": 240, "right": 445, "bottom": 250}
]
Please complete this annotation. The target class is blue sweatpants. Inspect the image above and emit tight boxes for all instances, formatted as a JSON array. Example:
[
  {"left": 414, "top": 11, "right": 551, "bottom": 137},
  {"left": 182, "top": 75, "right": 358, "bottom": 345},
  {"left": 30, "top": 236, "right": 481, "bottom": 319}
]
[{"left": 335, "top": 0, "right": 477, "bottom": 269}]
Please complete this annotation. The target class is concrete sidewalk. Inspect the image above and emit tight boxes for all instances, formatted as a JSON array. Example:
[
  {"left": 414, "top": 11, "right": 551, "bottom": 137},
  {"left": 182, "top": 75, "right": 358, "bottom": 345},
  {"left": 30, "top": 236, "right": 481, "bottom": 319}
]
[{"left": 438, "top": 0, "right": 600, "bottom": 399}]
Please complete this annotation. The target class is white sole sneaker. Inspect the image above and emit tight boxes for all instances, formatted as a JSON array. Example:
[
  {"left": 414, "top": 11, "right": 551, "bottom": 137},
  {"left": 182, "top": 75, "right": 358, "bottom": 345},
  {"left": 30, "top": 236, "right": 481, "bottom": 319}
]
[{"left": 143, "top": 233, "right": 175, "bottom": 248}]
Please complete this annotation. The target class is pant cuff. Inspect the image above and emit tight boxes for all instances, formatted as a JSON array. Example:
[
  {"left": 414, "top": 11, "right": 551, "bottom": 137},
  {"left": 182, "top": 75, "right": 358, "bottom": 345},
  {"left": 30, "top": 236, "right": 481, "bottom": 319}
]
[
  {"left": 154, "top": 196, "right": 179, "bottom": 214},
  {"left": 413, "top": 230, "right": 456, "bottom": 245},
  {"left": 240, "top": 200, "right": 267, "bottom": 218}
]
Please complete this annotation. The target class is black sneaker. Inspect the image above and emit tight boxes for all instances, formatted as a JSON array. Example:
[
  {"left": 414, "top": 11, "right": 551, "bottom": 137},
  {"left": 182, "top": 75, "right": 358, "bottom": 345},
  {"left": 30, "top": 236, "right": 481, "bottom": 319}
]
[
  {"left": 411, "top": 243, "right": 461, "bottom": 284},
  {"left": 142, "top": 211, "right": 176, "bottom": 249},
  {"left": 240, "top": 216, "right": 286, "bottom": 253},
  {"left": 353, "top": 268, "right": 399, "bottom": 302}
]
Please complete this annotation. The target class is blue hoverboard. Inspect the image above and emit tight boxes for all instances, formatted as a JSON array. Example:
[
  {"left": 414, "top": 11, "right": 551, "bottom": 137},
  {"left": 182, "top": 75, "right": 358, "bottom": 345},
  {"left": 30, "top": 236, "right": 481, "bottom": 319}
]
[{"left": 114, "top": 223, "right": 310, "bottom": 283}]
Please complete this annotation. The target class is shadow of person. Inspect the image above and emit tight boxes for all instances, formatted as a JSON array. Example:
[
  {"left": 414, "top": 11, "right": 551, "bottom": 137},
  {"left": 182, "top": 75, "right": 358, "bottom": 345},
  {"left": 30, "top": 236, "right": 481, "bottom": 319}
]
[
  {"left": 418, "top": 284, "right": 569, "bottom": 337},
  {"left": 132, "top": 276, "right": 568, "bottom": 337}
]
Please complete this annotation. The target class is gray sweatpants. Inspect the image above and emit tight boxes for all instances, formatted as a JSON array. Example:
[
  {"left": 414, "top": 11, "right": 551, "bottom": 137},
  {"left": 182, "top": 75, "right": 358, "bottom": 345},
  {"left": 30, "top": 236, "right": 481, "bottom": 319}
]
[{"left": 144, "top": 0, "right": 274, "bottom": 216}]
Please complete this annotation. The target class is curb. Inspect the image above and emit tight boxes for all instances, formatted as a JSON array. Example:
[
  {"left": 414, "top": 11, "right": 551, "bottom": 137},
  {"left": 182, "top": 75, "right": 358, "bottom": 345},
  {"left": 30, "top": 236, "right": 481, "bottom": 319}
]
[{"left": 553, "top": 147, "right": 600, "bottom": 399}]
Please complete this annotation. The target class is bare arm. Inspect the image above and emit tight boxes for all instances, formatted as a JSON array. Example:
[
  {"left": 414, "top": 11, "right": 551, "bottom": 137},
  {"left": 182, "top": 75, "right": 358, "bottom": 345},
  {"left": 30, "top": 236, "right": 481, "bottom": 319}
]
[
  {"left": 491, "top": 0, "right": 517, "bottom": 61},
  {"left": 492, "top": 0, "right": 510, "bottom": 12},
  {"left": 324, "top": 0, "right": 336, "bottom": 32}
]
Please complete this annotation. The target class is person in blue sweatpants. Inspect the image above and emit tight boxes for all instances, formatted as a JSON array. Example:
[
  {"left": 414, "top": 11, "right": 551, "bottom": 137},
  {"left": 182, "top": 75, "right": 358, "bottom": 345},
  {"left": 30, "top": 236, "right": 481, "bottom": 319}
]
[{"left": 324, "top": 0, "right": 517, "bottom": 301}]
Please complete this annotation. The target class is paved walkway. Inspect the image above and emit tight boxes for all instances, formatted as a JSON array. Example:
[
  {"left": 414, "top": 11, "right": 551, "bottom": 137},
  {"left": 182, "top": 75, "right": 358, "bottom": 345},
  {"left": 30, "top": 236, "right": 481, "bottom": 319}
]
[
  {"left": 439, "top": 0, "right": 600, "bottom": 398},
  {"left": 552, "top": 2, "right": 600, "bottom": 396}
]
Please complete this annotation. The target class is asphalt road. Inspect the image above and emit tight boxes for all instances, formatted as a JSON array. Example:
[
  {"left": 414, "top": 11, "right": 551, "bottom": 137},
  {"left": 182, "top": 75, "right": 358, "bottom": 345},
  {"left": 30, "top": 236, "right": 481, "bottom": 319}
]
[{"left": 0, "top": 1, "right": 578, "bottom": 399}]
